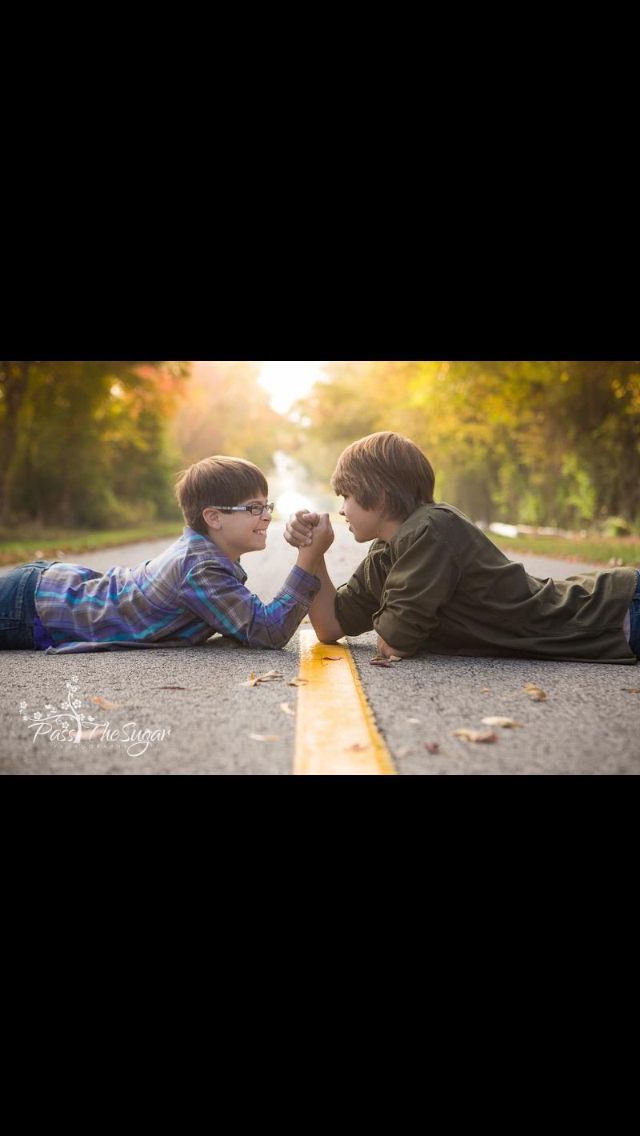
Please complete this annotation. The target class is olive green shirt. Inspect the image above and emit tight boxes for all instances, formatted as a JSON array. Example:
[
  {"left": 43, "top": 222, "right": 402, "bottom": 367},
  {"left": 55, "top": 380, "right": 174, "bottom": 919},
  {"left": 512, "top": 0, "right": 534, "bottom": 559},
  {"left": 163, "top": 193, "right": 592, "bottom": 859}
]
[{"left": 334, "top": 503, "right": 638, "bottom": 664}]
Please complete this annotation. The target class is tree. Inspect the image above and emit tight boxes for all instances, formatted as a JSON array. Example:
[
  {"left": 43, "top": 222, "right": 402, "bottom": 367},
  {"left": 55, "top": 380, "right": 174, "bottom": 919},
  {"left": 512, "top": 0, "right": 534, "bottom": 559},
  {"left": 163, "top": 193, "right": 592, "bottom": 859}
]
[
  {"left": 170, "top": 360, "right": 284, "bottom": 473},
  {"left": 292, "top": 360, "right": 640, "bottom": 530},
  {"left": 0, "top": 361, "right": 190, "bottom": 527}
]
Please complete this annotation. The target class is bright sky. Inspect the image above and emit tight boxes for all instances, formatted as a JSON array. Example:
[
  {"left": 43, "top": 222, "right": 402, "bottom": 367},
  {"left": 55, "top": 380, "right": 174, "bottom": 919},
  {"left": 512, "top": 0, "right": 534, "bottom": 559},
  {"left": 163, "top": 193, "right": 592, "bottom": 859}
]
[{"left": 257, "top": 361, "right": 327, "bottom": 414}]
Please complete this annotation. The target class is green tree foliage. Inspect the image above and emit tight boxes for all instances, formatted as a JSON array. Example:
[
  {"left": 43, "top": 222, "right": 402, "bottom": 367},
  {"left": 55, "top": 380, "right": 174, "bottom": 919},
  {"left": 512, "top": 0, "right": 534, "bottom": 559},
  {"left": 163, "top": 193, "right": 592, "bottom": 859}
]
[
  {"left": 293, "top": 361, "right": 640, "bottom": 530},
  {"left": 0, "top": 361, "right": 190, "bottom": 527}
]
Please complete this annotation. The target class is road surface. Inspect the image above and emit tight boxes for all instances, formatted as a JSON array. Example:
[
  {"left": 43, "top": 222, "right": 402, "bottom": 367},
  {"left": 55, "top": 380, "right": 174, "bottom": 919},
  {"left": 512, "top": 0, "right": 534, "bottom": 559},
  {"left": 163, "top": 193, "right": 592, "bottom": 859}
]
[{"left": 1, "top": 523, "right": 638, "bottom": 774}]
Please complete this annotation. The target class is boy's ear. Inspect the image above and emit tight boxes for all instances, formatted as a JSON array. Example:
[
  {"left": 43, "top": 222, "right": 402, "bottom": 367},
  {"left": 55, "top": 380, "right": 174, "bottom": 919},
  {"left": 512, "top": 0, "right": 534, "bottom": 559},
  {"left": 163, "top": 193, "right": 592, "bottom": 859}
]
[{"left": 202, "top": 507, "right": 222, "bottom": 530}]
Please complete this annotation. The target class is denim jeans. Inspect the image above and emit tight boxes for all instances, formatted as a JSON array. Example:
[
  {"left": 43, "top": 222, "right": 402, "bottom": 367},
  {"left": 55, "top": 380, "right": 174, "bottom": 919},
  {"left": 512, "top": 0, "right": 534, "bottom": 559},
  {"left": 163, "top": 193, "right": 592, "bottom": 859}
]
[
  {"left": 0, "top": 561, "right": 56, "bottom": 650},
  {"left": 629, "top": 570, "right": 640, "bottom": 659}
]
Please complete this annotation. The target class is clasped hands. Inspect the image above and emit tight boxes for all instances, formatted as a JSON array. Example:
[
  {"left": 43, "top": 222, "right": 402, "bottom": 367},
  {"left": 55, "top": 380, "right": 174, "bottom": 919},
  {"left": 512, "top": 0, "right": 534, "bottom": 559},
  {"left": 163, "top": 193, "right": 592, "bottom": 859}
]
[
  {"left": 284, "top": 510, "right": 330, "bottom": 551},
  {"left": 284, "top": 510, "right": 407, "bottom": 660}
]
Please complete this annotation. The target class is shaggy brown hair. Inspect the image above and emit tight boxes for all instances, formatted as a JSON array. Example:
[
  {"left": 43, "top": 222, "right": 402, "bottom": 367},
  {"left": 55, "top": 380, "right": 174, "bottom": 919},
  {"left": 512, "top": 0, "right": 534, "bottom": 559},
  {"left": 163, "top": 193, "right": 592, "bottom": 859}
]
[
  {"left": 331, "top": 432, "right": 435, "bottom": 520},
  {"left": 175, "top": 456, "right": 269, "bottom": 536}
]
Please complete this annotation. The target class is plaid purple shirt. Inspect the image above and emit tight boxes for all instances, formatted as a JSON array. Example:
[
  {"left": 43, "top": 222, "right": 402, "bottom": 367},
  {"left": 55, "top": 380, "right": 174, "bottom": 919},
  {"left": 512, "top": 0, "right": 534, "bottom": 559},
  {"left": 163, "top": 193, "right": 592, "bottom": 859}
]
[{"left": 34, "top": 527, "right": 320, "bottom": 654}]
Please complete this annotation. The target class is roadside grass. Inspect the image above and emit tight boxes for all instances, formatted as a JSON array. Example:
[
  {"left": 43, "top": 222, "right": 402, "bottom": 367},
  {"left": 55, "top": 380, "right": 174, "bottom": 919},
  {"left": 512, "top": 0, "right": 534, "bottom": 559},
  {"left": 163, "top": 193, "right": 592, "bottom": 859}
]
[
  {"left": 0, "top": 523, "right": 183, "bottom": 567},
  {"left": 489, "top": 532, "right": 640, "bottom": 567},
  {"left": 1, "top": 521, "right": 639, "bottom": 570}
]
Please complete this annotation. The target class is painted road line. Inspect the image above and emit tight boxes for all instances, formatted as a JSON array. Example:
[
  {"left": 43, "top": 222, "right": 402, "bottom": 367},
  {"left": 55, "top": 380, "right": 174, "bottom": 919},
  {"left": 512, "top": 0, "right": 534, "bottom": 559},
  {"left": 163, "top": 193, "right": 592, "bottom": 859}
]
[{"left": 294, "top": 629, "right": 396, "bottom": 776}]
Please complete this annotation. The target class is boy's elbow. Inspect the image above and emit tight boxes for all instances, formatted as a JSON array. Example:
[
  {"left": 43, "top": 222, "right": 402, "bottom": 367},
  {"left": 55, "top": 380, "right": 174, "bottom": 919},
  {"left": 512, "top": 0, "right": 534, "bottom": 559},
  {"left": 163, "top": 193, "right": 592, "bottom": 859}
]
[
  {"left": 243, "top": 626, "right": 288, "bottom": 650},
  {"left": 313, "top": 618, "right": 345, "bottom": 644}
]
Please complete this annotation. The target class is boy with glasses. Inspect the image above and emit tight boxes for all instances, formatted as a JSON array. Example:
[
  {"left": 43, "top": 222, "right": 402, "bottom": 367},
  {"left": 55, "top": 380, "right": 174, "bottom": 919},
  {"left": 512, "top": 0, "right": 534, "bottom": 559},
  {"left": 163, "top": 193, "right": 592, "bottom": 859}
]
[{"left": 0, "top": 456, "right": 333, "bottom": 654}]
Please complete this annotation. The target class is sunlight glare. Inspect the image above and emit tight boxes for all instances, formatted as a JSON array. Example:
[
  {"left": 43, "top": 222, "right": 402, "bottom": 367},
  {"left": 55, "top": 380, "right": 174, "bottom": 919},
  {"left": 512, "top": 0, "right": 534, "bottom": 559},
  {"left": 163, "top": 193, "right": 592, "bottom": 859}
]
[{"left": 258, "top": 361, "right": 326, "bottom": 414}]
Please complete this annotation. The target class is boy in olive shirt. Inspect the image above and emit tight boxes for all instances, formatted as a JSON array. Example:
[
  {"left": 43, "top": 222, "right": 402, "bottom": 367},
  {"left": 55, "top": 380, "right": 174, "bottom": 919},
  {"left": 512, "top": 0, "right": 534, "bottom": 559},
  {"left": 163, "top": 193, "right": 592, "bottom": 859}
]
[{"left": 284, "top": 432, "right": 640, "bottom": 665}]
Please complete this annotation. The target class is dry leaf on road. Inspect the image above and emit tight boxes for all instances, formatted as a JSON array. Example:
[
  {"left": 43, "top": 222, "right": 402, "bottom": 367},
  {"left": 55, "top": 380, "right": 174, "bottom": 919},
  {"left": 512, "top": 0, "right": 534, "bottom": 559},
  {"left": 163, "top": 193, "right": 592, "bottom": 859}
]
[
  {"left": 240, "top": 670, "right": 284, "bottom": 688},
  {"left": 321, "top": 656, "right": 342, "bottom": 663},
  {"left": 523, "top": 683, "right": 547, "bottom": 701},
  {"left": 240, "top": 673, "right": 259, "bottom": 688},
  {"left": 288, "top": 677, "right": 309, "bottom": 687},
  {"left": 453, "top": 729, "right": 498, "bottom": 744},
  {"left": 481, "top": 717, "right": 525, "bottom": 729},
  {"left": 248, "top": 733, "right": 280, "bottom": 742},
  {"left": 425, "top": 742, "right": 440, "bottom": 754},
  {"left": 92, "top": 696, "right": 122, "bottom": 711},
  {"left": 622, "top": 687, "right": 640, "bottom": 694},
  {"left": 280, "top": 703, "right": 295, "bottom": 716},
  {"left": 370, "top": 657, "right": 395, "bottom": 668}
]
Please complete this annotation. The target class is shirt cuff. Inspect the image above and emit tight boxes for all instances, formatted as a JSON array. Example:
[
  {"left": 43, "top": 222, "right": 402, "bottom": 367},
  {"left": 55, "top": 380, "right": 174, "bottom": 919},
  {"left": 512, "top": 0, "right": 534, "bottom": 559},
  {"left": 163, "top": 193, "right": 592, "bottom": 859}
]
[
  {"left": 374, "top": 612, "right": 424, "bottom": 652},
  {"left": 283, "top": 565, "right": 321, "bottom": 604}
]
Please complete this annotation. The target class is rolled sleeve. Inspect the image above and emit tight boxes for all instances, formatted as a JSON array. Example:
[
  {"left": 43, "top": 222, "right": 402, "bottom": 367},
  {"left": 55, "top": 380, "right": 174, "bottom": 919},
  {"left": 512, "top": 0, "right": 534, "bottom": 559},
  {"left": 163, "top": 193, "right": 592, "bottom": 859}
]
[
  {"left": 334, "top": 543, "right": 393, "bottom": 637},
  {"left": 183, "top": 561, "right": 320, "bottom": 649}
]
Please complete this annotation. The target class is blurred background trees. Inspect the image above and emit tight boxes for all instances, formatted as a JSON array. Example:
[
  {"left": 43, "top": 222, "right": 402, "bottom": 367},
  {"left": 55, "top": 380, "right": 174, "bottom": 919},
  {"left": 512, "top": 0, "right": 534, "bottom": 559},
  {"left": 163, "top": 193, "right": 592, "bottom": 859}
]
[
  {"left": 292, "top": 360, "right": 640, "bottom": 531},
  {"left": 1, "top": 360, "right": 638, "bottom": 533},
  {"left": 0, "top": 361, "right": 190, "bottom": 528}
]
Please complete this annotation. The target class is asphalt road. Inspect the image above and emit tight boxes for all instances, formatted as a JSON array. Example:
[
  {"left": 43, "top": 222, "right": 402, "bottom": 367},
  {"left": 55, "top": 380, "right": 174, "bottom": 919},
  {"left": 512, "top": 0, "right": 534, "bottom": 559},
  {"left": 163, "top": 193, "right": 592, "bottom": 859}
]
[{"left": 1, "top": 523, "right": 638, "bottom": 774}]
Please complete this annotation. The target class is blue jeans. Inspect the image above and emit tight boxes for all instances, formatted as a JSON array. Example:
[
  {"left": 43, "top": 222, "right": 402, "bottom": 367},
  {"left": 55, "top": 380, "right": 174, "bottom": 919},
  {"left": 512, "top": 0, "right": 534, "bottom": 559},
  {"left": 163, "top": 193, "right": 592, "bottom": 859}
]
[
  {"left": 0, "top": 561, "right": 55, "bottom": 650},
  {"left": 629, "top": 570, "right": 640, "bottom": 659}
]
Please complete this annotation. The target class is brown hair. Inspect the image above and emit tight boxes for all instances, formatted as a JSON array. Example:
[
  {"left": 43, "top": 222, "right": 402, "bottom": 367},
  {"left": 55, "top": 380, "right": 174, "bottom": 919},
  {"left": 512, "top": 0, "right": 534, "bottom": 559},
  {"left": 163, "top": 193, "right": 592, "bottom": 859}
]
[
  {"left": 331, "top": 432, "right": 435, "bottom": 520},
  {"left": 175, "top": 456, "right": 268, "bottom": 535}
]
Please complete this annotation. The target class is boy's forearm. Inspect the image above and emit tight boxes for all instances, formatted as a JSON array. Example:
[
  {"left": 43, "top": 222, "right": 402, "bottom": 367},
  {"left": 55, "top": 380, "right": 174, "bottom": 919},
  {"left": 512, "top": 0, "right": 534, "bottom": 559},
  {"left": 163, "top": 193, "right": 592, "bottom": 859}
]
[{"left": 297, "top": 554, "right": 344, "bottom": 643}]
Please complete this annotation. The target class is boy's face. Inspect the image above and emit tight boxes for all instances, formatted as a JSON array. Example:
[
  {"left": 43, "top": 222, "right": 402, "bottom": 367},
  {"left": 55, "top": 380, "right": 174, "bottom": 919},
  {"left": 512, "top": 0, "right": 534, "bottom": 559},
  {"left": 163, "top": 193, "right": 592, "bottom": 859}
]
[
  {"left": 338, "top": 495, "right": 388, "bottom": 542},
  {"left": 202, "top": 495, "right": 273, "bottom": 560}
]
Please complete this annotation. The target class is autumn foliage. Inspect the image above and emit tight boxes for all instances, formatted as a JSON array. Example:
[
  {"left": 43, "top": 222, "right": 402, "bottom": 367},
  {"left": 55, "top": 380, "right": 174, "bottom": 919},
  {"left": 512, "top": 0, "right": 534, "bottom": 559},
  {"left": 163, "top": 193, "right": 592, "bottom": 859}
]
[{"left": 292, "top": 361, "right": 640, "bottom": 531}]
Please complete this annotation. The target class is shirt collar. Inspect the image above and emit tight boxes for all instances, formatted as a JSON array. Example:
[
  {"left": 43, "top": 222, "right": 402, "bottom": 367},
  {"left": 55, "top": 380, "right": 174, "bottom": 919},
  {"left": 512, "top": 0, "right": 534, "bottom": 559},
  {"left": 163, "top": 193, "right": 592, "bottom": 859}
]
[
  {"left": 183, "top": 526, "right": 247, "bottom": 583},
  {"left": 387, "top": 504, "right": 432, "bottom": 551}
]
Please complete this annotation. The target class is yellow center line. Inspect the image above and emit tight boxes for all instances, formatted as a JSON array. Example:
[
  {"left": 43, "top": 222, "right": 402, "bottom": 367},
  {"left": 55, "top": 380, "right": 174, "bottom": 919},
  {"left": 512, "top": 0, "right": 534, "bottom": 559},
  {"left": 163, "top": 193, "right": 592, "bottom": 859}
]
[{"left": 294, "top": 629, "right": 397, "bottom": 775}]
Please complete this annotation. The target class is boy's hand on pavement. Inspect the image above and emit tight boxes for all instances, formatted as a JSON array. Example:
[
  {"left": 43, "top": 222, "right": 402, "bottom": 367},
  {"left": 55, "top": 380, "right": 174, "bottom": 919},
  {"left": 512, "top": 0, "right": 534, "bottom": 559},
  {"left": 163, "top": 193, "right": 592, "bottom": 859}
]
[
  {"left": 376, "top": 635, "right": 414, "bottom": 659},
  {"left": 285, "top": 510, "right": 320, "bottom": 548}
]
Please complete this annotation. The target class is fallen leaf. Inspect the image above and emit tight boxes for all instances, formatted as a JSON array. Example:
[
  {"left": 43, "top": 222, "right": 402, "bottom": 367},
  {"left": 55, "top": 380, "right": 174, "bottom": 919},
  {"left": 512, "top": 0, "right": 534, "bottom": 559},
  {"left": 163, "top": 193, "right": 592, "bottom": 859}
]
[
  {"left": 156, "top": 685, "right": 187, "bottom": 690},
  {"left": 322, "top": 656, "right": 342, "bottom": 663},
  {"left": 388, "top": 656, "right": 404, "bottom": 663},
  {"left": 370, "top": 657, "right": 394, "bottom": 668},
  {"left": 239, "top": 672, "right": 259, "bottom": 688},
  {"left": 248, "top": 733, "right": 280, "bottom": 742},
  {"left": 523, "top": 683, "right": 547, "bottom": 701},
  {"left": 92, "top": 696, "right": 122, "bottom": 711},
  {"left": 481, "top": 717, "right": 525, "bottom": 729},
  {"left": 407, "top": 717, "right": 422, "bottom": 724},
  {"left": 76, "top": 728, "right": 101, "bottom": 742},
  {"left": 453, "top": 729, "right": 498, "bottom": 744},
  {"left": 345, "top": 743, "right": 369, "bottom": 752},
  {"left": 240, "top": 670, "right": 284, "bottom": 688},
  {"left": 280, "top": 703, "right": 295, "bottom": 716},
  {"left": 480, "top": 687, "right": 492, "bottom": 693},
  {"left": 622, "top": 687, "right": 640, "bottom": 694},
  {"left": 288, "top": 677, "right": 309, "bottom": 687},
  {"left": 425, "top": 742, "right": 440, "bottom": 754},
  {"left": 255, "top": 670, "right": 284, "bottom": 683}
]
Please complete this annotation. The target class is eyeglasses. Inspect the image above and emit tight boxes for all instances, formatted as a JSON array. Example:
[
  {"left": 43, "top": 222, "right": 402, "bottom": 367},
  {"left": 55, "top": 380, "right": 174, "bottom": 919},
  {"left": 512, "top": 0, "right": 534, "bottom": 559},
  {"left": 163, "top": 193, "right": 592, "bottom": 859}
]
[{"left": 210, "top": 502, "right": 275, "bottom": 517}]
